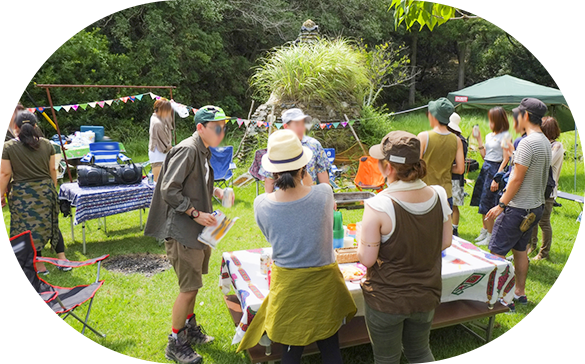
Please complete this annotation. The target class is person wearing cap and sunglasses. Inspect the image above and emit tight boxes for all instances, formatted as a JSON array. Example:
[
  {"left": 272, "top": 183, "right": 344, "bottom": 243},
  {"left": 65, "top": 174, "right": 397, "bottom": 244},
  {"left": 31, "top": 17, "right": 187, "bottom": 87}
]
[
  {"left": 239, "top": 129, "right": 356, "bottom": 363},
  {"left": 259, "top": 108, "right": 331, "bottom": 193},
  {"left": 417, "top": 97, "right": 465, "bottom": 211},
  {"left": 485, "top": 98, "right": 551, "bottom": 310},
  {"left": 145, "top": 105, "right": 233, "bottom": 364},
  {"left": 358, "top": 131, "right": 452, "bottom": 364}
]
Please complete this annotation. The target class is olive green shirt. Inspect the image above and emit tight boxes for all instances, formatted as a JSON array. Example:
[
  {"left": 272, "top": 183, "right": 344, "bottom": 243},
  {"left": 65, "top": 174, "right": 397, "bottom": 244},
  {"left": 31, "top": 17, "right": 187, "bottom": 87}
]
[
  {"left": 421, "top": 131, "right": 458, "bottom": 198},
  {"left": 2, "top": 138, "right": 55, "bottom": 183},
  {"left": 144, "top": 132, "right": 214, "bottom": 249}
]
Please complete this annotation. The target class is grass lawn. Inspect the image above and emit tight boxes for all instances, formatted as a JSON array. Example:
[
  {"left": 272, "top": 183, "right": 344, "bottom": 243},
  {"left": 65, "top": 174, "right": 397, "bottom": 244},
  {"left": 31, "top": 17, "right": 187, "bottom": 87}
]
[{"left": 5, "top": 111, "right": 583, "bottom": 363}]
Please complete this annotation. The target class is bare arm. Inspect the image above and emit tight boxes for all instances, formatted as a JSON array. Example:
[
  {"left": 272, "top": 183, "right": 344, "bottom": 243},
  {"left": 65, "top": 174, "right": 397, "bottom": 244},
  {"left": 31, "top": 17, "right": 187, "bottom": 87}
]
[
  {"left": 264, "top": 177, "right": 274, "bottom": 193},
  {"left": 0, "top": 159, "right": 12, "bottom": 196},
  {"left": 451, "top": 137, "right": 465, "bottom": 174},
  {"left": 357, "top": 204, "right": 386, "bottom": 268},
  {"left": 49, "top": 155, "right": 57, "bottom": 188},
  {"left": 417, "top": 131, "right": 427, "bottom": 158},
  {"left": 317, "top": 171, "right": 329, "bottom": 185},
  {"left": 475, "top": 130, "right": 486, "bottom": 159},
  {"left": 442, "top": 214, "right": 453, "bottom": 250},
  {"left": 486, "top": 163, "right": 528, "bottom": 220}
]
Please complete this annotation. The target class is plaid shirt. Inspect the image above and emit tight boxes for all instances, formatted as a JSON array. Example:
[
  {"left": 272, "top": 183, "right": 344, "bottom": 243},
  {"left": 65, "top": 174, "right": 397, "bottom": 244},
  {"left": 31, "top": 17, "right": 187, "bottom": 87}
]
[{"left": 259, "top": 135, "right": 330, "bottom": 183}]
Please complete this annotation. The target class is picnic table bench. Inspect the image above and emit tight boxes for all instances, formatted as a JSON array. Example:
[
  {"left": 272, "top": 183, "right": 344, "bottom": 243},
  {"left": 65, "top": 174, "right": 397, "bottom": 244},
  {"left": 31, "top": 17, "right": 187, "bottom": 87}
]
[{"left": 223, "top": 294, "right": 509, "bottom": 364}]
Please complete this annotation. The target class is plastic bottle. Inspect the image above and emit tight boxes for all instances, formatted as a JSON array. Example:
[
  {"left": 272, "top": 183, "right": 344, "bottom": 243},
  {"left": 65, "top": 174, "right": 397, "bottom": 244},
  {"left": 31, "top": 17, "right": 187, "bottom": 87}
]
[
  {"left": 147, "top": 170, "right": 154, "bottom": 184},
  {"left": 222, "top": 187, "right": 234, "bottom": 208},
  {"left": 472, "top": 125, "right": 480, "bottom": 138},
  {"left": 333, "top": 211, "right": 344, "bottom": 249}
]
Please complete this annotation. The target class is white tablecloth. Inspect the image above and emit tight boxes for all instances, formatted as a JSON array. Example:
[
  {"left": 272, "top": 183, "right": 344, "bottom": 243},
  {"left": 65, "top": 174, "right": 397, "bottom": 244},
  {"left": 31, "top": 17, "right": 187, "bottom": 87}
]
[{"left": 220, "top": 236, "right": 515, "bottom": 344}]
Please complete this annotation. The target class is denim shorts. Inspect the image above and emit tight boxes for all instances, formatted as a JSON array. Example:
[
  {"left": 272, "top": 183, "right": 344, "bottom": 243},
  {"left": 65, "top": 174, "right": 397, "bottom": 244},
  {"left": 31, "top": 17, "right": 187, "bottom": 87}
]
[{"left": 489, "top": 205, "right": 544, "bottom": 256}]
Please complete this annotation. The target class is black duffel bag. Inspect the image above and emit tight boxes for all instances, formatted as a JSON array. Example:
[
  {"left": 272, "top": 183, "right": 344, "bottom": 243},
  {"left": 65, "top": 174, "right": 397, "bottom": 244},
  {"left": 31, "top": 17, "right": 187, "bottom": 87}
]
[
  {"left": 465, "top": 158, "right": 479, "bottom": 173},
  {"left": 78, "top": 163, "right": 143, "bottom": 187}
]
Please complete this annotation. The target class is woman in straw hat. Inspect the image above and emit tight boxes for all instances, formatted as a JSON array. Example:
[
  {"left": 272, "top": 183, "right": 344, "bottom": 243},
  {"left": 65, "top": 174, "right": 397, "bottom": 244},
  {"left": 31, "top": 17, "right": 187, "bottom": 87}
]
[{"left": 238, "top": 129, "right": 356, "bottom": 364}]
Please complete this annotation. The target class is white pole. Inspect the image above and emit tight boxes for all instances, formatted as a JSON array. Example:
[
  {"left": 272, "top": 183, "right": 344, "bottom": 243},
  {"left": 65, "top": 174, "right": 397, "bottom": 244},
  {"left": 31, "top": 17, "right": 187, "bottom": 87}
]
[{"left": 575, "top": 124, "right": 578, "bottom": 192}]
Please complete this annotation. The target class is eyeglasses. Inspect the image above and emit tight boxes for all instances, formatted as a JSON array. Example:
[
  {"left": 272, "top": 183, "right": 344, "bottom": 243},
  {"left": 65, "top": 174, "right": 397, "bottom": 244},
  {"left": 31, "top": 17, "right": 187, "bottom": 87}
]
[{"left": 206, "top": 123, "right": 227, "bottom": 135}]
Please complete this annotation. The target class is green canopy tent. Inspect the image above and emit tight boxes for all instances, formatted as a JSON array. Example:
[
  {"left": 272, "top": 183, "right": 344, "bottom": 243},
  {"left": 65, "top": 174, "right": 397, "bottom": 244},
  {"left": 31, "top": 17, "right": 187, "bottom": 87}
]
[{"left": 447, "top": 74, "right": 579, "bottom": 190}]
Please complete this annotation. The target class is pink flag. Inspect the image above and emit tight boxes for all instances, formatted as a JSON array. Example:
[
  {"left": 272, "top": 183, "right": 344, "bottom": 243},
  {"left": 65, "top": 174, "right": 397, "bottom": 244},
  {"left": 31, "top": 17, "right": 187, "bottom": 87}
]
[
  {"left": 27, "top": 108, "right": 36, "bottom": 113},
  {"left": 72, "top": 105, "right": 79, "bottom": 111},
  {"left": 121, "top": 97, "right": 129, "bottom": 103},
  {"left": 98, "top": 101, "right": 105, "bottom": 108}
]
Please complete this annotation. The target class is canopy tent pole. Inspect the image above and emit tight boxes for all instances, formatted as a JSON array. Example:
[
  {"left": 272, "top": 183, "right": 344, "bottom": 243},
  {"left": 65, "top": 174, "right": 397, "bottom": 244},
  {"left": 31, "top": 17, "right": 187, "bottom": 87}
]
[
  {"left": 575, "top": 124, "right": 578, "bottom": 192},
  {"left": 45, "top": 87, "right": 74, "bottom": 183}
]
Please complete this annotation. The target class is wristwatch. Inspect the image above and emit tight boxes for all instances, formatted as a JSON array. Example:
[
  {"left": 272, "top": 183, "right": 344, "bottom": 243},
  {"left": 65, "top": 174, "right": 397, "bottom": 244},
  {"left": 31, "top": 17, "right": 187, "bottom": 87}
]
[
  {"left": 190, "top": 209, "right": 200, "bottom": 219},
  {"left": 498, "top": 201, "right": 507, "bottom": 209}
]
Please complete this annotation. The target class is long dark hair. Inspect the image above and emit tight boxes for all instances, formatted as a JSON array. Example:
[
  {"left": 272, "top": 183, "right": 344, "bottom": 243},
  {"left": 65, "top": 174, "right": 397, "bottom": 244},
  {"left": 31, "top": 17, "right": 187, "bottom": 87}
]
[
  {"left": 14, "top": 111, "right": 42, "bottom": 150},
  {"left": 273, "top": 166, "right": 307, "bottom": 191}
]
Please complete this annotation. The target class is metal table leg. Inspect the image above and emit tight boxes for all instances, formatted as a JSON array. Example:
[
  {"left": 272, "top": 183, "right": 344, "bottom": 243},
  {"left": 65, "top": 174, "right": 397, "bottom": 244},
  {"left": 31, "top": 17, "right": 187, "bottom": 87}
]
[
  {"left": 70, "top": 214, "right": 74, "bottom": 241},
  {"left": 82, "top": 222, "right": 86, "bottom": 255},
  {"left": 140, "top": 209, "right": 143, "bottom": 230},
  {"left": 104, "top": 216, "right": 107, "bottom": 234}
]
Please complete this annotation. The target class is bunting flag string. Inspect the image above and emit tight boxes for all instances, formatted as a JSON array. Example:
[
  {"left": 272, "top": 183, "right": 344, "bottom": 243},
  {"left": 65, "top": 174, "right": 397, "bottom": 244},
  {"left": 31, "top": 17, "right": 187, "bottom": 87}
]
[{"left": 23, "top": 90, "right": 360, "bottom": 130}]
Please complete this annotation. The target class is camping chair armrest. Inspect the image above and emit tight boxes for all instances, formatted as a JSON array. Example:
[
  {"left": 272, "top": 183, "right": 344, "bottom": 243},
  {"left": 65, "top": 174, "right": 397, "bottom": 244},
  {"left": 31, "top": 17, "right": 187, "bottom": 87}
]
[
  {"left": 229, "top": 162, "right": 237, "bottom": 170},
  {"left": 0, "top": 283, "right": 58, "bottom": 303},
  {"left": 35, "top": 254, "right": 109, "bottom": 269},
  {"left": 118, "top": 153, "right": 132, "bottom": 162}
]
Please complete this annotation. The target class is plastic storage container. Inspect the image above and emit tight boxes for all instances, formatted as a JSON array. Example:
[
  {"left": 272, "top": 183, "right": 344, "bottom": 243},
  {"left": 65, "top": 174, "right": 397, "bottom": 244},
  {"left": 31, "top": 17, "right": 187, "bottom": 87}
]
[
  {"left": 333, "top": 211, "right": 344, "bottom": 249},
  {"left": 81, "top": 126, "right": 105, "bottom": 142}
]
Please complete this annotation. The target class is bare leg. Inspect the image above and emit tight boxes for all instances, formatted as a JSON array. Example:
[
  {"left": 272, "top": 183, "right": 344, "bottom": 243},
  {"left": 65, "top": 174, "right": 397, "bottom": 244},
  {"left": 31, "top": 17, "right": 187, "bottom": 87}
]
[
  {"left": 172, "top": 290, "right": 198, "bottom": 331},
  {"left": 484, "top": 215, "right": 494, "bottom": 233},
  {"left": 512, "top": 249, "right": 529, "bottom": 297},
  {"left": 152, "top": 165, "right": 162, "bottom": 182},
  {"left": 452, "top": 206, "right": 460, "bottom": 226}
]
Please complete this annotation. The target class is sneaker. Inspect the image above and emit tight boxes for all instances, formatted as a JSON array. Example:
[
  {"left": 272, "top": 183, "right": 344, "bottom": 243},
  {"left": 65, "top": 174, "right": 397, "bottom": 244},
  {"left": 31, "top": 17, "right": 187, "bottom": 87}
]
[
  {"left": 514, "top": 295, "right": 528, "bottom": 305},
  {"left": 475, "top": 228, "right": 488, "bottom": 242},
  {"left": 165, "top": 329, "right": 203, "bottom": 364},
  {"left": 476, "top": 233, "right": 491, "bottom": 246},
  {"left": 553, "top": 201, "right": 562, "bottom": 207},
  {"left": 185, "top": 315, "right": 214, "bottom": 345},
  {"left": 57, "top": 266, "right": 72, "bottom": 272},
  {"left": 37, "top": 270, "right": 50, "bottom": 276},
  {"left": 452, "top": 226, "right": 459, "bottom": 237},
  {"left": 507, "top": 302, "right": 516, "bottom": 314}
]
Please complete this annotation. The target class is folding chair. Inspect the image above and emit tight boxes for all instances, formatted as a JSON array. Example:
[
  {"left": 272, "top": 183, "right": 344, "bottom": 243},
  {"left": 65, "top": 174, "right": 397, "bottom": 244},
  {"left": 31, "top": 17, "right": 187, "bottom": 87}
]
[
  {"left": 248, "top": 149, "right": 267, "bottom": 196},
  {"left": 324, "top": 148, "right": 342, "bottom": 189},
  {"left": 80, "top": 142, "right": 131, "bottom": 166},
  {"left": 0, "top": 231, "right": 108, "bottom": 364},
  {"left": 210, "top": 146, "right": 237, "bottom": 202},
  {"left": 353, "top": 156, "right": 386, "bottom": 192}
]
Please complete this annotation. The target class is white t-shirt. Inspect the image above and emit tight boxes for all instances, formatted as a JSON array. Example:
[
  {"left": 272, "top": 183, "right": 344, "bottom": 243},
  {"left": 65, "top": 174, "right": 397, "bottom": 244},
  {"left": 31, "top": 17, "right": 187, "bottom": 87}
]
[
  {"left": 365, "top": 185, "right": 452, "bottom": 243},
  {"left": 484, "top": 131, "right": 510, "bottom": 162}
]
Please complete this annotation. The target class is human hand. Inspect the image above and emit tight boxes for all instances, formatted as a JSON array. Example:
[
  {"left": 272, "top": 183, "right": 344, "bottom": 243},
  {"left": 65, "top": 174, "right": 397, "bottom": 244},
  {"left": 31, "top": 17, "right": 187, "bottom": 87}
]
[
  {"left": 490, "top": 180, "right": 499, "bottom": 192},
  {"left": 194, "top": 212, "right": 217, "bottom": 227},
  {"left": 485, "top": 205, "right": 503, "bottom": 221}
]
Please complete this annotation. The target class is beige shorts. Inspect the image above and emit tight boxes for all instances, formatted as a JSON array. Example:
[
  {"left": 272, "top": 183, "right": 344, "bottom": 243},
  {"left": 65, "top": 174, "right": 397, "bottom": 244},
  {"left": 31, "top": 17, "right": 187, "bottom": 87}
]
[
  {"left": 451, "top": 179, "right": 465, "bottom": 207},
  {"left": 165, "top": 238, "right": 211, "bottom": 293}
]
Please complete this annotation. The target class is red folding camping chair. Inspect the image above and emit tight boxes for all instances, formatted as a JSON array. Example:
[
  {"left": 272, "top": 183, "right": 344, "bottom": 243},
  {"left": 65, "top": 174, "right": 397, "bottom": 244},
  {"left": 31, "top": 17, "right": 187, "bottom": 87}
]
[
  {"left": 249, "top": 148, "right": 268, "bottom": 196},
  {"left": 353, "top": 156, "right": 386, "bottom": 192},
  {"left": 0, "top": 231, "right": 108, "bottom": 364}
]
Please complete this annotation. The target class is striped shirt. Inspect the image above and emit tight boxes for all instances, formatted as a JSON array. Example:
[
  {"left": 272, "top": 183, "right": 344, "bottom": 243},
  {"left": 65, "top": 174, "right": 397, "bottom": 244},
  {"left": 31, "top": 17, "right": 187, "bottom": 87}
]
[{"left": 509, "top": 132, "right": 551, "bottom": 209}]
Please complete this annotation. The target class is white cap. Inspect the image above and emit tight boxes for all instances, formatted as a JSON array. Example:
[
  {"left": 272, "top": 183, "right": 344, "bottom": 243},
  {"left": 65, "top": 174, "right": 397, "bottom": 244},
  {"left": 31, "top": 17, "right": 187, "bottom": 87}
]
[{"left": 448, "top": 112, "right": 462, "bottom": 134}]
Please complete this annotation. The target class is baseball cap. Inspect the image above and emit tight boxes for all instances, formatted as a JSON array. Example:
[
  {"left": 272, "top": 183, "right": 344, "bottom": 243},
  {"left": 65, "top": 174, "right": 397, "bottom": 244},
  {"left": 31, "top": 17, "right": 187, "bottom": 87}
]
[
  {"left": 369, "top": 131, "right": 421, "bottom": 164},
  {"left": 194, "top": 105, "right": 230, "bottom": 125},
  {"left": 281, "top": 108, "right": 312, "bottom": 124},
  {"left": 428, "top": 97, "right": 455, "bottom": 125},
  {"left": 513, "top": 98, "right": 547, "bottom": 122}
]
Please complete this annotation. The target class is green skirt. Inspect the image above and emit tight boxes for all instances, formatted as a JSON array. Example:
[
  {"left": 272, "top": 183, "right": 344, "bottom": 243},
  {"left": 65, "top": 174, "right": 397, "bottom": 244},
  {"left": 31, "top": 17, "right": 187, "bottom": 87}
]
[{"left": 9, "top": 179, "right": 60, "bottom": 251}]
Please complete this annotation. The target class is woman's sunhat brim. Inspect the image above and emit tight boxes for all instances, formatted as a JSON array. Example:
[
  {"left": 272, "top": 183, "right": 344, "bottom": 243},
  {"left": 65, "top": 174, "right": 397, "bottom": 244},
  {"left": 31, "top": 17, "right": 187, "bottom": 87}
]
[
  {"left": 261, "top": 146, "right": 313, "bottom": 173},
  {"left": 447, "top": 121, "right": 462, "bottom": 134}
]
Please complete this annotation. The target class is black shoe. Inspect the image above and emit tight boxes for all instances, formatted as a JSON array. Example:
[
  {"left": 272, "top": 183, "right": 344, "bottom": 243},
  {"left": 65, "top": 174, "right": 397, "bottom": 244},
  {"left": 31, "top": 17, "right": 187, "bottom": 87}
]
[
  {"left": 452, "top": 226, "right": 459, "bottom": 237},
  {"left": 553, "top": 201, "right": 562, "bottom": 207},
  {"left": 514, "top": 295, "right": 528, "bottom": 305},
  {"left": 165, "top": 329, "right": 203, "bottom": 364},
  {"left": 507, "top": 302, "right": 516, "bottom": 314},
  {"left": 185, "top": 315, "right": 214, "bottom": 345}
]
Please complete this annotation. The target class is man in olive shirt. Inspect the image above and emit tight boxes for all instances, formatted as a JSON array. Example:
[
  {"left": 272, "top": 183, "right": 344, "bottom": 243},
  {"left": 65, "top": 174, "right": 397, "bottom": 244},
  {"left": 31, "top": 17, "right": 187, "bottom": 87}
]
[{"left": 145, "top": 105, "right": 233, "bottom": 364}]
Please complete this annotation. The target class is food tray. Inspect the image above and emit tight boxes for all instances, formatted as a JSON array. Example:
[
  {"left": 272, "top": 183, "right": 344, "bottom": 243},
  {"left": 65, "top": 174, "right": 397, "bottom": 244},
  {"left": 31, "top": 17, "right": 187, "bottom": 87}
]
[
  {"left": 334, "top": 192, "right": 375, "bottom": 205},
  {"left": 335, "top": 247, "right": 359, "bottom": 264}
]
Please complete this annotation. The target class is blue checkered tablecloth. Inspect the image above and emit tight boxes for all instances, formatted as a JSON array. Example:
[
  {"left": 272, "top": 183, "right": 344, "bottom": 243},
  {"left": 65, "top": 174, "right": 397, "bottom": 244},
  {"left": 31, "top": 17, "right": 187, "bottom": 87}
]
[{"left": 58, "top": 180, "right": 154, "bottom": 225}]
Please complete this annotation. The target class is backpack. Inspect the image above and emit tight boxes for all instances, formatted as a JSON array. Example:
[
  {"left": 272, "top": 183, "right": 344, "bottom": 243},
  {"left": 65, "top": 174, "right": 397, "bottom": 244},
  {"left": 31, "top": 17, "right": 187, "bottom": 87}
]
[{"left": 544, "top": 166, "right": 556, "bottom": 200}]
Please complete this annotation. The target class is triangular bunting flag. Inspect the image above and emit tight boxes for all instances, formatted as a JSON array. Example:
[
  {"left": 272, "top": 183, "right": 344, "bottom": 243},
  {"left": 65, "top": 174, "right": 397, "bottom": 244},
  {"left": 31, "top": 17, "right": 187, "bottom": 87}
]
[
  {"left": 97, "top": 101, "right": 105, "bottom": 108},
  {"left": 341, "top": 122, "right": 348, "bottom": 127},
  {"left": 135, "top": 94, "right": 144, "bottom": 101},
  {"left": 275, "top": 123, "right": 283, "bottom": 129},
  {"left": 349, "top": 120, "right": 355, "bottom": 125},
  {"left": 79, "top": 103, "right": 88, "bottom": 110},
  {"left": 105, "top": 100, "right": 113, "bottom": 106},
  {"left": 36, "top": 107, "right": 45, "bottom": 113},
  {"left": 54, "top": 106, "right": 62, "bottom": 112},
  {"left": 320, "top": 123, "right": 326, "bottom": 129},
  {"left": 27, "top": 108, "right": 36, "bottom": 113},
  {"left": 121, "top": 97, "right": 129, "bottom": 103},
  {"left": 257, "top": 121, "right": 263, "bottom": 127},
  {"left": 129, "top": 96, "right": 136, "bottom": 102},
  {"left": 149, "top": 92, "right": 155, "bottom": 99},
  {"left": 237, "top": 118, "right": 244, "bottom": 127},
  {"left": 88, "top": 102, "right": 97, "bottom": 108},
  {"left": 155, "top": 96, "right": 161, "bottom": 100},
  {"left": 63, "top": 105, "right": 71, "bottom": 112},
  {"left": 244, "top": 120, "right": 250, "bottom": 127},
  {"left": 326, "top": 123, "right": 332, "bottom": 129},
  {"left": 332, "top": 122, "right": 340, "bottom": 128},
  {"left": 72, "top": 105, "right": 79, "bottom": 111}
]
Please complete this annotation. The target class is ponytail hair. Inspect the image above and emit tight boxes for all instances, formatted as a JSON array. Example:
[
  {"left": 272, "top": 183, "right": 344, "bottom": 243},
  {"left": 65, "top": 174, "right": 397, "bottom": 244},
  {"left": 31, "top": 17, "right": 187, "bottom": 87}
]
[
  {"left": 14, "top": 111, "right": 42, "bottom": 150},
  {"left": 388, "top": 159, "right": 427, "bottom": 182},
  {"left": 273, "top": 167, "right": 307, "bottom": 191}
]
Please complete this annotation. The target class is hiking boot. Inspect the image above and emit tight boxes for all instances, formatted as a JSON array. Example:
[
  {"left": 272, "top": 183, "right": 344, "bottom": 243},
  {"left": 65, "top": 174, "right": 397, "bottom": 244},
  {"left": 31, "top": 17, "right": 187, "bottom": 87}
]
[
  {"left": 185, "top": 315, "right": 214, "bottom": 345},
  {"left": 165, "top": 328, "right": 203, "bottom": 364}
]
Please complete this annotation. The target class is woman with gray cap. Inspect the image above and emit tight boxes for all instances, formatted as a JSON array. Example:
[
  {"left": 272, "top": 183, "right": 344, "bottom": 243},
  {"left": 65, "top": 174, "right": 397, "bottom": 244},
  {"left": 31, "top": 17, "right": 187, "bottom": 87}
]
[{"left": 358, "top": 131, "right": 452, "bottom": 364}]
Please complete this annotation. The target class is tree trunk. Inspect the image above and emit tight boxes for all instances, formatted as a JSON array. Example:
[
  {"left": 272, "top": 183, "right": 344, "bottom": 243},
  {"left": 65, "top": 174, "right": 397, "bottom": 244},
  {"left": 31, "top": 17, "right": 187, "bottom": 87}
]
[
  {"left": 457, "top": 41, "right": 469, "bottom": 90},
  {"left": 408, "top": 31, "right": 418, "bottom": 106}
]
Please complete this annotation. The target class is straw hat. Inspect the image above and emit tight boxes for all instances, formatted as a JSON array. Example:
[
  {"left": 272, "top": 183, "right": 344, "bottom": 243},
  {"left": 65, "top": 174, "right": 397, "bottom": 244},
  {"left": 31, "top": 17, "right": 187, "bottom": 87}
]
[
  {"left": 261, "top": 130, "right": 313, "bottom": 173},
  {"left": 448, "top": 112, "right": 462, "bottom": 133}
]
